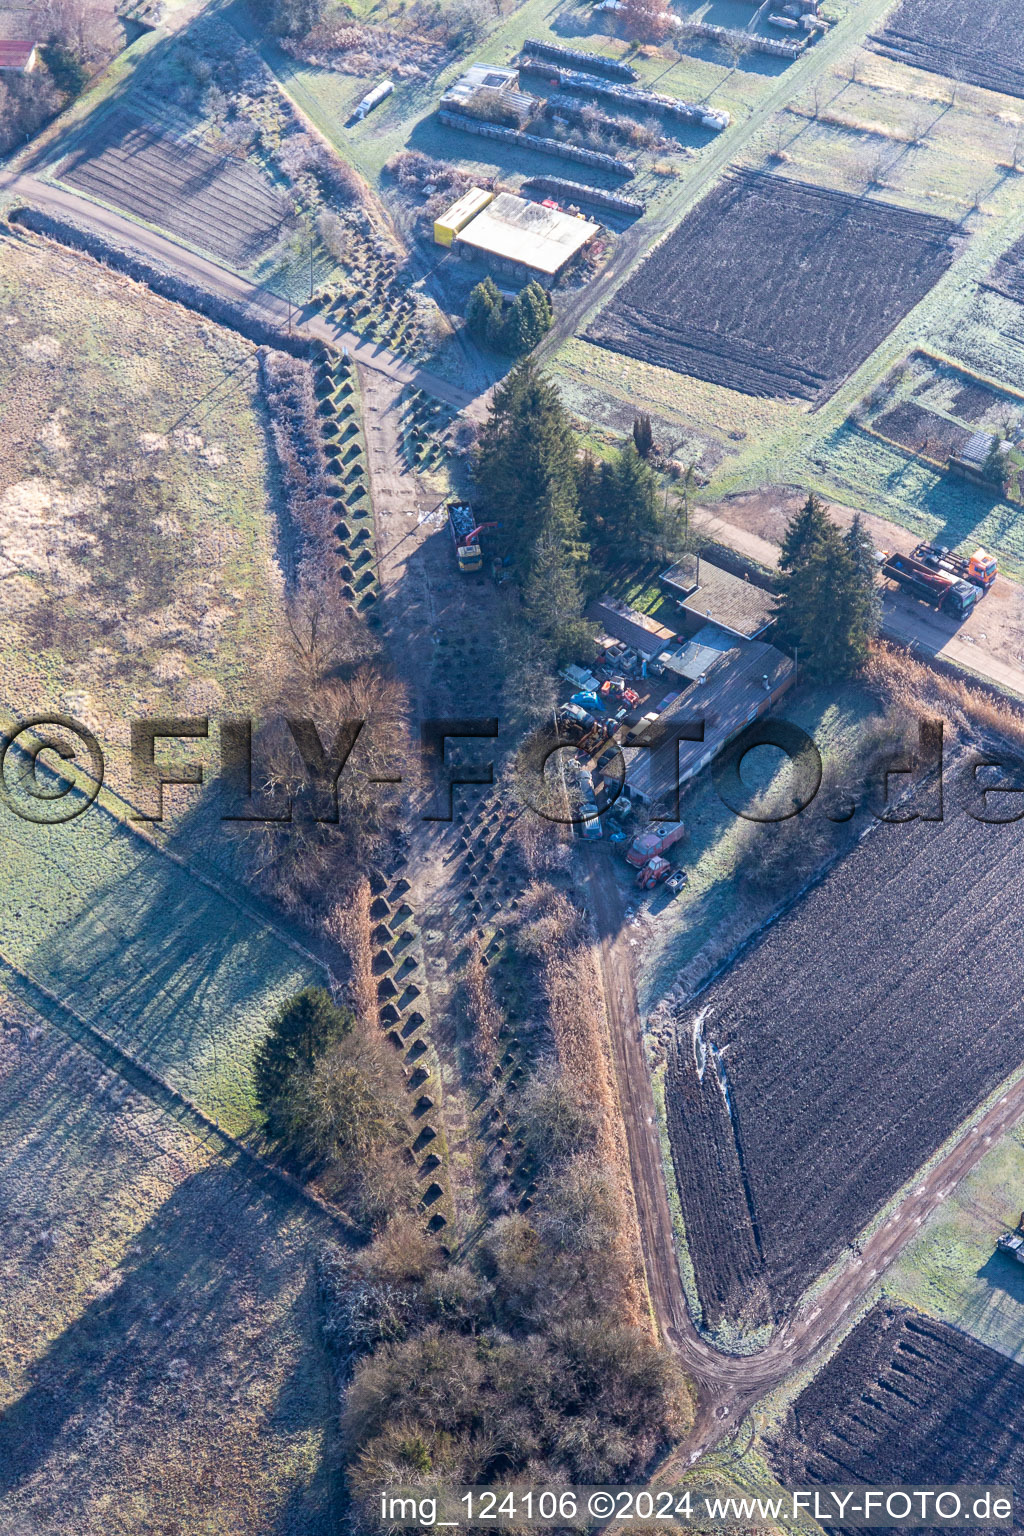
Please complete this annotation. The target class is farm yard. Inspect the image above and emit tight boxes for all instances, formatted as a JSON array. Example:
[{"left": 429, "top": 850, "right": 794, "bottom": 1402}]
[
  {"left": 585, "top": 171, "right": 958, "bottom": 402},
  {"left": 665, "top": 794, "right": 1024, "bottom": 1332},
  {"left": 58, "top": 113, "right": 292, "bottom": 267},
  {"left": 870, "top": 0, "right": 1024, "bottom": 103},
  {"left": 0, "top": 992, "right": 336, "bottom": 1536},
  {"left": 769, "top": 1304, "right": 1024, "bottom": 1508}
]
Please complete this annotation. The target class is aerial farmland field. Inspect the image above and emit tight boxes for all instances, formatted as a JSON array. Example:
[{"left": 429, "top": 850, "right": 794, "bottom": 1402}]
[
  {"left": 0, "top": 231, "right": 286, "bottom": 791},
  {"left": 0, "top": 792, "right": 321, "bottom": 1132},
  {"left": 665, "top": 795, "right": 1024, "bottom": 1331},
  {"left": 585, "top": 170, "right": 958, "bottom": 402},
  {"left": 871, "top": 0, "right": 1024, "bottom": 102},
  {"left": 769, "top": 1303, "right": 1024, "bottom": 1511},
  {"left": 986, "top": 229, "right": 1024, "bottom": 304},
  {"left": 0, "top": 993, "right": 336, "bottom": 1536}
]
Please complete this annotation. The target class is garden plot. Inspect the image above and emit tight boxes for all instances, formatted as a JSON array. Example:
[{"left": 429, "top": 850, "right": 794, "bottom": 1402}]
[
  {"left": 873, "top": 398, "right": 971, "bottom": 459},
  {"left": 855, "top": 350, "right": 1024, "bottom": 495},
  {"left": 665, "top": 800, "right": 1024, "bottom": 1331},
  {"left": 59, "top": 111, "right": 292, "bottom": 266},
  {"left": 585, "top": 171, "right": 957, "bottom": 403},
  {"left": 770, "top": 1304, "right": 1024, "bottom": 1514},
  {"left": 871, "top": 0, "right": 1024, "bottom": 103},
  {"left": 0, "top": 995, "right": 335, "bottom": 1536}
]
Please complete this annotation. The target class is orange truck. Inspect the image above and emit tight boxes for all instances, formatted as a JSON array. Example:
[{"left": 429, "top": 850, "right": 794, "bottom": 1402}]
[{"left": 912, "top": 543, "right": 997, "bottom": 593}]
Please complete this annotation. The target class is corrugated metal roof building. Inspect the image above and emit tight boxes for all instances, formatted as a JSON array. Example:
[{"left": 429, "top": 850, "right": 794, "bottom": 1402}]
[
  {"left": 609, "top": 641, "right": 795, "bottom": 809},
  {"left": 453, "top": 191, "right": 599, "bottom": 283}
]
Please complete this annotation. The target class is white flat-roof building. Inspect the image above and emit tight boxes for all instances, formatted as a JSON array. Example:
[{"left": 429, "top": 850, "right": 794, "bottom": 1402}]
[
  {"left": 441, "top": 63, "right": 536, "bottom": 126},
  {"left": 453, "top": 191, "right": 599, "bottom": 285}
]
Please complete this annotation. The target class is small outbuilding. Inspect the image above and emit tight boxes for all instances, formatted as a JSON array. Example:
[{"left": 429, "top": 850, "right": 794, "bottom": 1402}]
[
  {"left": 441, "top": 63, "right": 535, "bottom": 127},
  {"left": 586, "top": 595, "right": 676, "bottom": 660},
  {"left": 453, "top": 191, "right": 599, "bottom": 285},
  {"left": 433, "top": 186, "right": 495, "bottom": 247},
  {"left": 0, "top": 39, "right": 38, "bottom": 71}
]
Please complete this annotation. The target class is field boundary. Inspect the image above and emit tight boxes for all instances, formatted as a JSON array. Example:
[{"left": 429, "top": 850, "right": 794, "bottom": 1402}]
[
  {"left": 914, "top": 346, "right": 1024, "bottom": 407},
  {"left": 0, "top": 950, "right": 358, "bottom": 1239},
  {"left": 3, "top": 210, "right": 318, "bottom": 359}
]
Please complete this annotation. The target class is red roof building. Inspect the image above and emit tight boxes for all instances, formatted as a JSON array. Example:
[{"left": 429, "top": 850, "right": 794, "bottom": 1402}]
[{"left": 0, "top": 40, "right": 39, "bottom": 71}]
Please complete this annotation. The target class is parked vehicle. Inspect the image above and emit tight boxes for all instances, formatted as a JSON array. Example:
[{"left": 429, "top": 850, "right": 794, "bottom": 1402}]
[
  {"left": 600, "top": 676, "right": 641, "bottom": 707},
  {"left": 880, "top": 550, "right": 979, "bottom": 619},
  {"left": 558, "top": 703, "right": 597, "bottom": 740},
  {"left": 636, "top": 855, "right": 671, "bottom": 888},
  {"left": 580, "top": 801, "right": 602, "bottom": 838},
  {"left": 448, "top": 502, "right": 498, "bottom": 573},
  {"left": 625, "top": 821, "right": 686, "bottom": 869},
  {"left": 912, "top": 542, "right": 997, "bottom": 593},
  {"left": 570, "top": 690, "right": 605, "bottom": 713}
]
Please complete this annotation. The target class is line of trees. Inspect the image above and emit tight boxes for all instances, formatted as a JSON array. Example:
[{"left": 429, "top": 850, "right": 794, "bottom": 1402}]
[
  {"left": 466, "top": 276, "right": 553, "bottom": 356},
  {"left": 774, "top": 494, "right": 880, "bottom": 682}
]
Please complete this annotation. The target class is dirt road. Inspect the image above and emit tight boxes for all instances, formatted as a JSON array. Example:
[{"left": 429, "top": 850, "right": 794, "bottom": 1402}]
[
  {"left": 694, "top": 492, "right": 1024, "bottom": 702},
  {"left": 0, "top": 170, "right": 475, "bottom": 409},
  {"left": 581, "top": 834, "right": 1024, "bottom": 1462}
]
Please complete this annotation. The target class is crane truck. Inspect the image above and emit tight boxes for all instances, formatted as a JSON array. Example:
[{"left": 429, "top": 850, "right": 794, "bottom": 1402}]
[
  {"left": 912, "top": 542, "right": 997, "bottom": 594},
  {"left": 880, "top": 549, "right": 979, "bottom": 619},
  {"left": 448, "top": 503, "right": 498, "bottom": 573}
]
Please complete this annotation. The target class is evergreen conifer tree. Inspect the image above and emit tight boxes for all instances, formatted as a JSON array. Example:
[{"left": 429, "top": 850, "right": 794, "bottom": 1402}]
[
  {"left": 474, "top": 360, "right": 583, "bottom": 574},
  {"left": 774, "top": 499, "right": 879, "bottom": 681},
  {"left": 632, "top": 413, "right": 654, "bottom": 459},
  {"left": 466, "top": 277, "right": 502, "bottom": 344},
  {"left": 779, "top": 491, "right": 830, "bottom": 572}
]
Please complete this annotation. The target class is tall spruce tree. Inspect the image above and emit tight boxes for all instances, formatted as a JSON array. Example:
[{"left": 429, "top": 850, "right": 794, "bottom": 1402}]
[
  {"left": 844, "top": 513, "right": 882, "bottom": 641},
  {"left": 474, "top": 360, "right": 583, "bottom": 574},
  {"left": 775, "top": 500, "right": 878, "bottom": 682},
  {"left": 523, "top": 508, "right": 592, "bottom": 663},
  {"left": 608, "top": 440, "right": 660, "bottom": 547},
  {"left": 779, "top": 491, "right": 830, "bottom": 572},
  {"left": 466, "top": 277, "right": 501, "bottom": 344},
  {"left": 632, "top": 413, "right": 654, "bottom": 459}
]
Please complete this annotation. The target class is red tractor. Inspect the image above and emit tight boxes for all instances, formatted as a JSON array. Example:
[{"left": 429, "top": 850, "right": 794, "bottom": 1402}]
[
  {"left": 600, "top": 676, "right": 641, "bottom": 708},
  {"left": 636, "top": 855, "right": 672, "bottom": 890}
]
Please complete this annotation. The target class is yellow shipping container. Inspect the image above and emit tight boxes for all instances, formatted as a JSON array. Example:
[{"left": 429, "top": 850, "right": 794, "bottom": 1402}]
[{"left": 433, "top": 186, "right": 494, "bottom": 247}]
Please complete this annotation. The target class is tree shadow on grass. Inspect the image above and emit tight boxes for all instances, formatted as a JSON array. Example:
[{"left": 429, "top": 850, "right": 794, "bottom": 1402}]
[
  {"left": 976, "top": 1248, "right": 1024, "bottom": 1304},
  {"left": 0, "top": 795, "right": 325, "bottom": 1129},
  {"left": 0, "top": 1158, "right": 340, "bottom": 1532}
]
